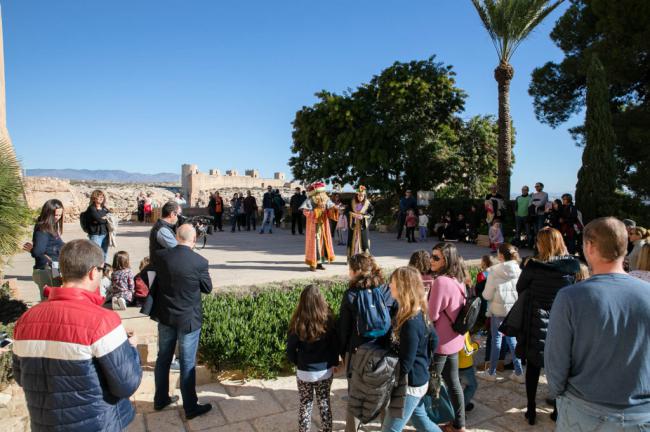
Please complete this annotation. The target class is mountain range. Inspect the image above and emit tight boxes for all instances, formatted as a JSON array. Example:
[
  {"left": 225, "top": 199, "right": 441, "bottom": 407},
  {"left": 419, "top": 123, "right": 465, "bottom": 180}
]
[{"left": 25, "top": 169, "right": 179, "bottom": 184}]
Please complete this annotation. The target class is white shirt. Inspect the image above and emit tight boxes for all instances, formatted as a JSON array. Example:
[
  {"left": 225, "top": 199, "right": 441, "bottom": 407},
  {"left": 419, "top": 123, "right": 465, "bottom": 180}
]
[
  {"left": 418, "top": 215, "right": 429, "bottom": 228},
  {"left": 297, "top": 368, "right": 333, "bottom": 383}
]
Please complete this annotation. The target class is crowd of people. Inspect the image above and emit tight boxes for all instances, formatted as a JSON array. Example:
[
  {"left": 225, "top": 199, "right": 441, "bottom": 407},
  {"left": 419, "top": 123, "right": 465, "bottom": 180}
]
[{"left": 10, "top": 186, "right": 650, "bottom": 432}]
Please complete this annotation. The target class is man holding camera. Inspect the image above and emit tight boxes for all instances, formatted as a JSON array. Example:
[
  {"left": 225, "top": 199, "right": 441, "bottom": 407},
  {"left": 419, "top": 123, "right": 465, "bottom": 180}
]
[{"left": 12, "top": 239, "right": 142, "bottom": 431}]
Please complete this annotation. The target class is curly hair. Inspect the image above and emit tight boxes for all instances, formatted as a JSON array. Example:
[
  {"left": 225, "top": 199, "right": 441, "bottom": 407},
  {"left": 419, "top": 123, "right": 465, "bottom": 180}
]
[
  {"left": 408, "top": 250, "right": 431, "bottom": 276},
  {"left": 348, "top": 253, "right": 384, "bottom": 289}
]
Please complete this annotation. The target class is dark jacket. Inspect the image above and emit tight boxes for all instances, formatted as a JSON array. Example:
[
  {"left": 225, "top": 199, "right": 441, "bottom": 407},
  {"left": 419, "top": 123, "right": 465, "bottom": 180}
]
[
  {"left": 262, "top": 192, "right": 274, "bottom": 209},
  {"left": 243, "top": 196, "right": 258, "bottom": 213},
  {"left": 515, "top": 257, "right": 580, "bottom": 367},
  {"left": 398, "top": 196, "right": 417, "bottom": 214},
  {"left": 289, "top": 193, "right": 306, "bottom": 213},
  {"left": 152, "top": 245, "right": 213, "bottom": 332},
  {"left": 31, "top": 228, "right": 64, "bottom": 270},
  {"left": 208, "top": 196, "right": 224, "bottom": 216},
  {"left": 13, "top": 287, "right": 141, "bottom": 432},
  {"left": 148, "top": 219, "right": 177, "bottom": 270},
  {"left": 396, "top": 313, "right": 432, "bottom": 387},
  {"left": 337, "top": 284, "right": 395, "bottom": 358},
  {"left": 286, "top": 327, "right": 339, "bottom": 372},
  {"left": 87, "top": 206, "right": 109, "bottom": 235}
]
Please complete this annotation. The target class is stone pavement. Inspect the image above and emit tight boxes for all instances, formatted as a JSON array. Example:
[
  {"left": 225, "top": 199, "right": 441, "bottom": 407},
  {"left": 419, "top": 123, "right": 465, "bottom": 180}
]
[{"left": 123, "top": 366, "right": 556, "bottom": 432}]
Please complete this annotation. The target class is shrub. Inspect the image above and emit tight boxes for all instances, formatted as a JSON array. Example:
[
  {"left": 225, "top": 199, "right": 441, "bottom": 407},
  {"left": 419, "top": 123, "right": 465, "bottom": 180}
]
[
  {"left": 0, "top": 321, "right": 15, "bottom": 390},
  {"left": 0, "top": 281, "right": 27, "bottom": 391},
  {"left": 199, "top": 280, "right": 348, "bottom": 378}
]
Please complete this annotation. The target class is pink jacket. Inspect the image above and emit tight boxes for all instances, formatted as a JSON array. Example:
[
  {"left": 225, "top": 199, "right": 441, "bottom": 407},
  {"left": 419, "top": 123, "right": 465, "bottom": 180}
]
[{"left": 428, "top": 275, "right": 466, "bottom": 355}]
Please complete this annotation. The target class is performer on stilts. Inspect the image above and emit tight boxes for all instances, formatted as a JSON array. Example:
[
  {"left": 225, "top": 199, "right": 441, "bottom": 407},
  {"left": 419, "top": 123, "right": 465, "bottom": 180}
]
[
  {"left": 300, "top": 182, "right": 339, "bottom": 271},
  {"left": 347, "top": 185, "right": 374, "bottom": 260}
]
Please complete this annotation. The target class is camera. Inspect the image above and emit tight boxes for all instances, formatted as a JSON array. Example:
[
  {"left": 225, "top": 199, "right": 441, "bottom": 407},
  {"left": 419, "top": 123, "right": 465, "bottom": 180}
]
[{"left": 181, "top": 215, "right": 214, "bottom": 249}]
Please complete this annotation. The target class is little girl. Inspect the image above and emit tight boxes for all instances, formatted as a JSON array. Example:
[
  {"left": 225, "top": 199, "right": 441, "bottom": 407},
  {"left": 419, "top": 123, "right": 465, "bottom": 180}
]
[
  {"left": 100, "top": 264, "right": 112, "bottom": 299},
  {"left": 287, "top": 285, "right": 339, "bottom": 432},
  {"left": 488, "top": 220, "right": 504, "bottom": 252},
  {"left": 111, "top": 251, "right": 135, "bottom": 310},
  {"left": 336, "top": 205, "right": 348, "bottom": 246},
  {"left": 405, "top": 209, "right": 418, "bottom": 243},
  {"left": 418, "top": 209, "right": 429, "bottom": 241},
  {"left": 133, "top": 257, "right": 152, "bottom": 307}
]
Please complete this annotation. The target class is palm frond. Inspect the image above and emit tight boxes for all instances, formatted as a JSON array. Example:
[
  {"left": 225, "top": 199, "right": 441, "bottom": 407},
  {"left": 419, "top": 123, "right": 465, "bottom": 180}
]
[{"left": 470, "top": 0, "right": 565, "bottom": 63}]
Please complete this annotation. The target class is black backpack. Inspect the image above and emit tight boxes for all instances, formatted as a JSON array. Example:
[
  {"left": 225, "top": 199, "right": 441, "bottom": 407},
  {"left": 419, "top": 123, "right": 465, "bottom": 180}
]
[
  {"left": 79, "top": 210, "right": 90, "bottom": 234},
  {"left": 443, "top": 284, "right": 481, "bottom": 335}
]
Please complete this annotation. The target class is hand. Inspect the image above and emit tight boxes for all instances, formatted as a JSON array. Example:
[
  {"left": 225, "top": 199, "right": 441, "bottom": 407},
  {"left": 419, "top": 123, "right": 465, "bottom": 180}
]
[
  {"left": 126, "top": 330, "right": 138, "bottom": 347},
  {"left": 23, "top": 242, "right": 33, "bottom": 253}
]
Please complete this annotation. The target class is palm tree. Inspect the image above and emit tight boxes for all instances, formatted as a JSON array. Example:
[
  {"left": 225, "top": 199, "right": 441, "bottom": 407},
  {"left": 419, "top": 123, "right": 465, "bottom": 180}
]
[{"left": 470, "top": 0, "right": 563, "bottom": 199}]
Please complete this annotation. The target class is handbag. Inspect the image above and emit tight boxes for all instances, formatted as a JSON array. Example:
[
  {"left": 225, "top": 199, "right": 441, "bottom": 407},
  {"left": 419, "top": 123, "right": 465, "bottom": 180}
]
[{"left": 424, "top": 386, "right": 455, "bottom": 424}]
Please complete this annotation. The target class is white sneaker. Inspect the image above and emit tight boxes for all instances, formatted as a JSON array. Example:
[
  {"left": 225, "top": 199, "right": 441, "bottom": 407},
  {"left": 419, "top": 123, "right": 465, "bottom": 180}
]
[
  {"left": 477, "top": 371, "right": 497, "bottom": 382},
  {"left": 510, "top": 372, "right": 525, "bottom": 384},
  {"left": 112, "top": 297, "right": 127, "bottom": 311}
]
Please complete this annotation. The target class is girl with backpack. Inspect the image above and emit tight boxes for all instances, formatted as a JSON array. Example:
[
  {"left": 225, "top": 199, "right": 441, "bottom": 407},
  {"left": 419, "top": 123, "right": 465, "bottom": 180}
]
[
  {"left": 381, "top": 266, "right": 441, "bottom": 432},
  {"left": 287, "top": 285, "right": 339, "bottom": 432},
  {"left": 338, "top": 253, "right": 391, "bottom": 432},
  {"left": 479, "top": 243, "right": 524, "bottom": 383},
  {"left": 428, "top": 243, "right": 467, "bottom": 432}
]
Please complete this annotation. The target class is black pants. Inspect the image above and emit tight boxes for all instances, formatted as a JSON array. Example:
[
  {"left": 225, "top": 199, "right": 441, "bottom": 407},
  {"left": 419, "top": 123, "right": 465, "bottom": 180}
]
[
  {"left": 246, "top": 212, "right": 256, "bottom": 230},
  {"left": 433, "top": 352, "right": 465, "bottom": 429},
  {"left": 406, "top": 226, "right": 416, "bottom": 242},
  {"left": 275, "top": 209, "right": 283, "bottom": 227},
  {"left": 397, "top": 212, "right": 407, "bottom": 238},
  {"left": 526, "top": 363, "right": 542, "bottom": 410},
  {"left": 213, "top": 213, "right": 223, "bottom": 231},
  {"left": 291, "top": 212, "right": 303, "bottom": 234}
]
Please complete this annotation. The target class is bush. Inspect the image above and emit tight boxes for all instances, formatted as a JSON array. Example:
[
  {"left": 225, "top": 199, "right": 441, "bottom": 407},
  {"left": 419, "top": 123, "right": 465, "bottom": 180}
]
[
  {"left": 0, "top": 321, "right": 15, "bottom": 390},
  {"left": 199, "top": 280, "right": 348, "bottom": 378},
  {"left": 0, "top": 281, "right": 26, "bottom": 391}
]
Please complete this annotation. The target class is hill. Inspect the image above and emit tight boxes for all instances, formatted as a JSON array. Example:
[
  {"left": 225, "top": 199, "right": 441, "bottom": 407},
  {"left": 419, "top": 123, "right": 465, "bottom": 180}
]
[{"left": 25, "top": 169, "right": 179, "bottom": 184}]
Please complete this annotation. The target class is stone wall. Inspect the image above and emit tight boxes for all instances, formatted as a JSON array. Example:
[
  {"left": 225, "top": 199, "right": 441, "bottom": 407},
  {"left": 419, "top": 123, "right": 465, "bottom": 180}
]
[{"left": 23, "top": 177, "right": 176, "bottom": 222}]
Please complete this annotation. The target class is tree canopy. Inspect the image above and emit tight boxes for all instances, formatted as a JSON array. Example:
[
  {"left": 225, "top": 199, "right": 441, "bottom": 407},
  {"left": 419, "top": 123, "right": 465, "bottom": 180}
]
[
  {"left": 290, "top": 57, "right": 498, "bottom": 198},
  {"left": 529, "top": 0, "right": 650, "bottom": 198}
]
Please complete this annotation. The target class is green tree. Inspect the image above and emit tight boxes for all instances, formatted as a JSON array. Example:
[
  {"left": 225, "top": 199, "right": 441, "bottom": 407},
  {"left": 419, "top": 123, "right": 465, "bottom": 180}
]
[
  {"left": 438, "top": 115, "right": 500, "bottom": 198},
  {"left": 290, "top": 57, "right": 466, "bottom": 196},
  {"left": 529, "top": 0, "right": 650, "bottom": 198},
  {"left": 575, "top": 56, "right": 617, "bottom": 221},
  {"left": 0, "top": 137, "right": 31, "bottom": 278},
  {"left": 470, "top": 0, "right": 564, "bottom": 199}
]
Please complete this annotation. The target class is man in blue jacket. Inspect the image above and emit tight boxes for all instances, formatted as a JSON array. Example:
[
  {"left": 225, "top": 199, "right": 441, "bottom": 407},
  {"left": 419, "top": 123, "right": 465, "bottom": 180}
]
[
  {"left": 546, "top": 217, "right": 650, "bottom": 430},
  {"left": 12, "top": 239, "right": 142, "bottom": 432}
]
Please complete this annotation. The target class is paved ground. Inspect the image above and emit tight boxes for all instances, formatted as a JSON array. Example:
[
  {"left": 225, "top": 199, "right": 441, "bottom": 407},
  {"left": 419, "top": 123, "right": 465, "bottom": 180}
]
[
  {"left": 3, "top": 222, "right": 550, "bottom": 432},
  {"left": 4, "top": 221, "right": 499, "bottom": 305}
]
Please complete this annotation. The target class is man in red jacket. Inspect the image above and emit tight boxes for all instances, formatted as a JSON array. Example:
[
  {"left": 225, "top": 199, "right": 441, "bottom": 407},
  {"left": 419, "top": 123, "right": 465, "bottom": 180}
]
[{"left": 12, "top": 239, "right": 142, "bottom": 432}]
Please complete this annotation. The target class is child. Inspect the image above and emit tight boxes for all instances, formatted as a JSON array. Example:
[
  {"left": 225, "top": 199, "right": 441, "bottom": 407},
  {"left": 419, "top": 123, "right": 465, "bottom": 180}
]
[
  {"left": 100, "top": 264, "right": 112, "bottom": 299},
  {"left": 488, "top": 220, "right": 504, "bottom": 252},
  {"left": 110, "top": 251, "right": 135, "bottom": 311},
  {"left": 405, "top": 209, "right": 418, "bottom": 243},
  {"left": 286, "top": 285, "right": 339, "bottom": 432},
  {"left": 408, "top": 250, "right": 434, "bottom": 298},
  {"left": 458, "top": 332, "right": 479, "bottom": 412},
  {"left": 418, "top": 209, "right": 429, "bottom": 241},
  {"left": 133, "top": 257, "right": 152, "bottom": 307},
  {"left": 336, "top": 205, "right": 348, "bottom": 246}
]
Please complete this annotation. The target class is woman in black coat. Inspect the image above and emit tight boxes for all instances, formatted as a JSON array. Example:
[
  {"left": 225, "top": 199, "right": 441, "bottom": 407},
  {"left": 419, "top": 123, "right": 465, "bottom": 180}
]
[{"left": 515, "top": 227, "right": 580, "bottom": 425}]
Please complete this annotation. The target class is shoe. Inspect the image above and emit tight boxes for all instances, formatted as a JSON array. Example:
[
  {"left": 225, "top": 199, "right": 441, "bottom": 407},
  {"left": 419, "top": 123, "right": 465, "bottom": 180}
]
[
  {"left": 154, "top": 395, "right": 179, "bottom": 411},
  {"left": 545, "top": 397, "right": 555, "bottom": 406},
  {"left": 185, "top": 403, "right": 212, "bottom": 420},
  {"left": 465, "top": 402, "right": 474, "bottom": 412},
  {"left": 309, "top": 267, "right": 317, "bottom": 272},
  {"left": 316, "top": 264, "right": 325, "bottom": 270},
  {"left": 269, "top": 230, "right": 273, "bottom": 234},
  {"left": 524, "top": 408, "right": 536, "bottom": 425},
  {"left": 259, "top": 231, "right": 264, "bottom": 234},
  {"left": 170, "top": 359, "right": 180, "bottom": 371},
  {"left": 510, "top": 372, "right": 525, "bottom": 384},
  {"left": 112, "top": 297, "right": 127, "bottom": 311},
  {"left": 477, "top": 371, "right": 497, "bottom": 382},
  {"left": 504, "top": 362, "right": 514, "bottom": 370}
]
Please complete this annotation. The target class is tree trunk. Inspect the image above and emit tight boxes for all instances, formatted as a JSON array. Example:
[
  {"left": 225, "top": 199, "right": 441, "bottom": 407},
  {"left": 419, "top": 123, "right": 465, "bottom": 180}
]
[{"left": 494, "top": 62, "right": 514, "bottom": 200}]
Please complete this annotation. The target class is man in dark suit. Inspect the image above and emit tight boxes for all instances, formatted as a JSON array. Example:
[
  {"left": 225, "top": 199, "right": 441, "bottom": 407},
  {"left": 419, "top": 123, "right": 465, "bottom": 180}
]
[{"left": 152, "top": 224, "right": 213, "bottom": 419}]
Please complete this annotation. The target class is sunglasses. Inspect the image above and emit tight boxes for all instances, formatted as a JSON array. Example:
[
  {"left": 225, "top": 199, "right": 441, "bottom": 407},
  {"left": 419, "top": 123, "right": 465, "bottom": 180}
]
[{"left": 431, "top": 255, "right": 442, "bottom": 262}]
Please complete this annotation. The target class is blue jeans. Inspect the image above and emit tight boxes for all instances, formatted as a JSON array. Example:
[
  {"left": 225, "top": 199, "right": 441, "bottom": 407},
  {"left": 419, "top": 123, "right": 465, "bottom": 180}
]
[
  {"left": 154, "top": 323, "right": 201, "bottom": 414},
  {"left": 89, "top": 234, "right": 109, "bottom": 262},
  {"left": 419, "top": 227, "right": 427, "bottom": 240},
  {"left": 459, "top": 366, "right": 478, "bottom": 405},
  {"left": 556, "top": 394, "right": 650, "bottom": 431},
  {"left": 260, "top": 208, "right": 275, "bottom": 233},
  {"left": 489, "top": 316, "right": 522, "bottom": 375},
  {"left": 382, "top": 394, "right": 442, "bottom": 432}
]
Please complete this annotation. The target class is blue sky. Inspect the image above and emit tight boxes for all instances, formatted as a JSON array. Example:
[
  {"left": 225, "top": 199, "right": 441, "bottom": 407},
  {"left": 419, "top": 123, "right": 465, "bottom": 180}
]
[{"left": 3, "top": 0, "right": 582, "bottom": 195}]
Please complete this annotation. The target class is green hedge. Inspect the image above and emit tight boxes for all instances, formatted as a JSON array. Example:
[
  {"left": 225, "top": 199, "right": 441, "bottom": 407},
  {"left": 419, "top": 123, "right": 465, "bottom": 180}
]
[{"left": 199, "top": 280, "right": 348, "bottom": 378}]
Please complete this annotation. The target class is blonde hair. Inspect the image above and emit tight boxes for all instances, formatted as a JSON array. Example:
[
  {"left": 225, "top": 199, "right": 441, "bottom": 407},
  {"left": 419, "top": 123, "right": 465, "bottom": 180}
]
[
  {"left": 139, "top": 256, "right": 150, "bottom": 271},
  {"left": 631, "top": 226, "right": 649, "bottom": 240},
  {"left": 576, "top": 263, "right": 590, "bottom": 281},
  {"left": 390, "top": 267, "right": 428, "bottom": 333},
  {"left": 636, "top": 244, "right": 650, "bottom": 271},
  {"left": 535, "top": 227, "right": 568, "bottom": 262}
]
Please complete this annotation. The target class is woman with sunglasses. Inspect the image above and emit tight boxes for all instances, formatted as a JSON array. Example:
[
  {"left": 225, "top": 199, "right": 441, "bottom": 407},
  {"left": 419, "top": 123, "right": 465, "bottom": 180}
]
[{"left": 428, "top": 243, "right": 467, "bottom": 432}]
